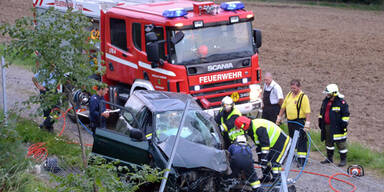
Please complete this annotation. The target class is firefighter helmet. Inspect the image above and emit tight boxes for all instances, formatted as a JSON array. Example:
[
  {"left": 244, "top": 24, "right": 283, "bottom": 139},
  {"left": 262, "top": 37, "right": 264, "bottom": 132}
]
[
  {"left": 235, "top": 135, "right": 247, "bottom": 144},
  {"left": 323, "top": 84, "right": 339, "bottom": 96},
  {"left": 235, "top": 116, "right": 251, "bottom": 131},
  {"left": 222, "top": 96, "right": 234, "bottom": 111}
]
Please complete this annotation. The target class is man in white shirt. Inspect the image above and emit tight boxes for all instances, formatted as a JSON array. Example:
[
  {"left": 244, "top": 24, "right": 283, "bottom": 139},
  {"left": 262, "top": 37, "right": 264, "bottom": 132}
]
[{"left": 262, "top": 72, "right": 284, "bottom": 123}]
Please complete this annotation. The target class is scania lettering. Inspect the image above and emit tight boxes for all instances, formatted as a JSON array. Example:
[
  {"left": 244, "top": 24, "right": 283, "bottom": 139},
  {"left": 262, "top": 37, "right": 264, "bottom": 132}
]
[
  {"left": 207, "top": 63, "right": 234, "bottom": 72},
  {"left": 33, "top": 0, "right": 264, "bottom": 116}
]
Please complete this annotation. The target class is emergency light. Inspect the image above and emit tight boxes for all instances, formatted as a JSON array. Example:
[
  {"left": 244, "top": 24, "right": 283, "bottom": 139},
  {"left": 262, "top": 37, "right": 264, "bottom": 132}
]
[
  {"left": 163, "top": 8, "right": 188, "bottom": 18},
  {"left": 220, "top": 1, "right": 245, "bottom": 11}
]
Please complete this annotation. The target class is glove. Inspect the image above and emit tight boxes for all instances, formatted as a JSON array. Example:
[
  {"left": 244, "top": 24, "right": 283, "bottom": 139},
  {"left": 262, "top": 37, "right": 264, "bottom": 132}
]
[
  {"left": 318, "top": 118, "right": 322, "bottom": 129},
  {"left": 275, "top": 116, "right": 281, "bottom": 125},
  {"left": 304, "top": 121, "right": 310, "bottom": 132}
]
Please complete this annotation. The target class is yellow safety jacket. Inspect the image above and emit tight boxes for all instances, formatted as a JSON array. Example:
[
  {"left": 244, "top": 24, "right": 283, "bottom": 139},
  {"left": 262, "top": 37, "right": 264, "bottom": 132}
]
[{"left": 220, "top": 107, "right": 244, "bottom": 141}]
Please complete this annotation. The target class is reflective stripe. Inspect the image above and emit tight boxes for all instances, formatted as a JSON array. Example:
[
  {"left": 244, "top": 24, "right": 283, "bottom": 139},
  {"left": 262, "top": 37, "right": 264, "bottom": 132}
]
[
  {"left": 228, "top": 128, "right": 245, "bottom": 141},
  {"left": 339, "top": 149, "right": 348, "bottom": 153},
  {"left": 326, "top": 146, "right": 335, "bottom": 150},
  {"left": 252, "top": 119, "right": 281, "bottom": 147},
  {"left": 318, "top": 115, "right": 323, "bottom": 118},
  {"left": 297, "top": 152, "right": 307, "bottom": 158},
  {"left": 250, "top": 180, "right": 261, "bottom": 188},
  {"left": 261, "top": 147, "right": 270, "bottom": 151},
  {"left": 277, "top": 137, "right": 291, "bottom": 164},
  {"left": 146, "top": 133, "right": 152, "bottom": 138},
  {"left": 334, "top": 132, "right": 347, "bottom": 140},
  {"left": 268, "top": 121, "right": 280, "bottom": 147},
  {"left": 138, "top": 61, "right": 176, "bottom": 76},
  {"left": 272, "top": 167, "right": 282, "bottom": 174},
  {"left": 106, "top": 53, "right": 138, "bottom": 69},
  {"left": 342, "top": 116, "right": 349, "bottom": 122},
  {"left": 221, "top": 108, "right": 242, "bottom": 141},
  {"left": 332, "top": 107, "right": 340, "bottom": 111},
  {"left": 262, "top": 150, "right": 269, "bottom": 154}
]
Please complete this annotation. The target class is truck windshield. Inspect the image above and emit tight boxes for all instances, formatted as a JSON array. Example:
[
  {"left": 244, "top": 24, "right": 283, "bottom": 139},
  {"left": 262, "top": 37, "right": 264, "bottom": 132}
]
[
  {"left": 170, "top": 22, "right": 254, "bottom": 65},
  {"left": 155, "top": 110, "right": 221, "bottom": 148}
]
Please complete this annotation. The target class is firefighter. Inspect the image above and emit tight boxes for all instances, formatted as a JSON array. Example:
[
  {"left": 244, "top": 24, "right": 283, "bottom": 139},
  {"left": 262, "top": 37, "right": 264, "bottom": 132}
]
[
  {"left": 319, "top": 84, "right": 350, "bottom": 167},
  {"left": 235, "top": 116, "right": 291, "bottom": 183},
  {"left": 228, "top": 135, "right": 264, "bottom": 192},
  {"left": 215, "top": 96, "right": 244, "bottom": 149},
  {"left": 89, "top": 86, "right": 109, "bottom": 133},
  {"left": 32, "top": 69, "right": 57, "bottom": 132}
]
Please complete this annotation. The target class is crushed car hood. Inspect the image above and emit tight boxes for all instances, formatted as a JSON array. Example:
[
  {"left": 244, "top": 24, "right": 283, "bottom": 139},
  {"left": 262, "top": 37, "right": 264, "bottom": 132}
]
[{"left": 158, "top": 135, "right": 229, "bottom": 172}]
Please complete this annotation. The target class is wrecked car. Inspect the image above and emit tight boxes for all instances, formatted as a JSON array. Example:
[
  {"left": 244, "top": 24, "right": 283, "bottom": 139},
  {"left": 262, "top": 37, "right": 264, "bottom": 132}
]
[{"left": 91, "top": 90, "right": 232, "bottom": 191}]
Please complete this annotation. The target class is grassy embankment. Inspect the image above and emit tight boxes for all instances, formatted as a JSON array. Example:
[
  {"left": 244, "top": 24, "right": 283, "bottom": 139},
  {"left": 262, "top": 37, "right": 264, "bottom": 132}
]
[
  {"left": 0, "top": 111, "right": 86, "bottom": 191},
  {"left": 280, "top": 123, "right": 384, "bottom": 175}
]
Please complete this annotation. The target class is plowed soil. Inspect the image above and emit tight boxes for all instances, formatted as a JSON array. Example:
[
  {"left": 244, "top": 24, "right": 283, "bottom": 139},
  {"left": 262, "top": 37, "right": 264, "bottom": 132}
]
[{"left": 246, "top": 2, "right": 384, "bottom": 151}]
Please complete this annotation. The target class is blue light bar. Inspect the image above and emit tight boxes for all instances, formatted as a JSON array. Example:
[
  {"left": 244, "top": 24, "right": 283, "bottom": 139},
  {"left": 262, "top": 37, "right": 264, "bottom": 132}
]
[
  {"left": 220, "top": 1, "right": 245, "bottom": 11},
  {"left": 162, "top": 8, "right": 188, "bottom": 18}
]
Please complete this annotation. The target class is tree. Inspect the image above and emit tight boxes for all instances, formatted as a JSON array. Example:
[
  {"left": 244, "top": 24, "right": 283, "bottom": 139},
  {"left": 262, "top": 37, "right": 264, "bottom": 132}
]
[{"left": 0, "top": 7, "right": 103, "bottom": 168}]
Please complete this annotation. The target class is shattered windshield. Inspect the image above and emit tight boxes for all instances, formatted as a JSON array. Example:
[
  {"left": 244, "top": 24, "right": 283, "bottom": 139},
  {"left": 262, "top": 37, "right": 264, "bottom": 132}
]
[
  {"left": 155, "top": 110, "right": 221, "bottom": 148},
  {"left": 170, "top": 22, "right": 254, "bottom": 65}
]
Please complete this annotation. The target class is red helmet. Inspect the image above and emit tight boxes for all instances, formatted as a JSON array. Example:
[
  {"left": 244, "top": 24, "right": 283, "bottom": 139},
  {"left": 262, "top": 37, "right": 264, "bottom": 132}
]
[
  {"left": 235, "top": 116, "right": 251, "bottom": 131},
  {"left": 198, "top": 45, "right": 208, "bottom": 57}
]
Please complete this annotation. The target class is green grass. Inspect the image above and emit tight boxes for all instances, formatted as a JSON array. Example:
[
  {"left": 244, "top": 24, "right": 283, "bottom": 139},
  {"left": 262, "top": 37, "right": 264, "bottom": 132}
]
[
  {"left": 1, "top": 111, "right": 89, "bottom": 191},
  {"left": 247, "top": 0, "right": 384, "bottom": 11},
  {"left": 279, "top": 123, "right": 384, "bottom": 175},
  {"left": 0, "top": 43, "right": 35, "bottom": 71},
  {"left": 8, "top": 112, "right": 85, "bottom": 166}
]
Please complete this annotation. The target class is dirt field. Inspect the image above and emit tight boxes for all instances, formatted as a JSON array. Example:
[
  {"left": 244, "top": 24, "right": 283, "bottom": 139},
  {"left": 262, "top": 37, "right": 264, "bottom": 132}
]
[{"left": 246, "top": 2, "right": 384, "bottom": 151}]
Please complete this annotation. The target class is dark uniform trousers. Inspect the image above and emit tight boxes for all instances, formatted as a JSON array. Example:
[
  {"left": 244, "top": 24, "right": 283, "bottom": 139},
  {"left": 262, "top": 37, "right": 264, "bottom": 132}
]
[
  {"left": 228, "top": 143, "right": 261, "bottom": 189},
  {"left": 287, "top": 118, "right": 308, "bottom": 166}
]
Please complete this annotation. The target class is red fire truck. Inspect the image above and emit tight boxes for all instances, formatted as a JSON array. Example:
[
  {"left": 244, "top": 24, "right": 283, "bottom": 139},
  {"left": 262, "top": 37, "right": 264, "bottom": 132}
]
[{"left": 33, "top": 0, "right": 263, "bottom": 116}]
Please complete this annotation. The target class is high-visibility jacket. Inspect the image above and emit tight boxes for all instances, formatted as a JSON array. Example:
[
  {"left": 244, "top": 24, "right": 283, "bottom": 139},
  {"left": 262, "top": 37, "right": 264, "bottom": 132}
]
[
  {"left": 248, "top": 119, "right": 291, "bottom": 164},
  {"left": 319, "top": 96, "right": 350, "bottom": 142},
  {"left": 215, "top": 107, "right": 244, "bottom": 142}
]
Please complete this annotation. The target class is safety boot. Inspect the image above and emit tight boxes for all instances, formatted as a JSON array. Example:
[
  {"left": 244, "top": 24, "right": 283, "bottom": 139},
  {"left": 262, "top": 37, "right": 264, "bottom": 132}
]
[
  {"left": 253, "top": 187, "right": 265, "bottom": 192},
  {"left": 296, "top": 158, "right": 305, "bottom": 168},
  {"left": 321, "top": 149, "right": 334, "bottom": 164},
  {"left": 338, "top": 153, "right": 347, "bottom": 167}
]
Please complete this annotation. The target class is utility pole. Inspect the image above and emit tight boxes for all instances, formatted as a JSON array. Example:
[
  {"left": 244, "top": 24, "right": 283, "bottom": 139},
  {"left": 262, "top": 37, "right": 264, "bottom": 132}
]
[{"left": 1, "top": 56, "right": 8, "bottom": 125}]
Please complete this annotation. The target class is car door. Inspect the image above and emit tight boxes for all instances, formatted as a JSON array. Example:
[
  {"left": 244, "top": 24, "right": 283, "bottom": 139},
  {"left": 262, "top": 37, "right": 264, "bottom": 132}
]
[{"left": 92, "top": 107, "right": 150, "bottom": 165}]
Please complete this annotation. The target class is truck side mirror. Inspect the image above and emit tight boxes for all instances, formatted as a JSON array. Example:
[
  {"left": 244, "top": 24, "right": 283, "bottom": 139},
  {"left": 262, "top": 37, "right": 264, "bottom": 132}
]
[
  {"left": 171, "top": 31, "right": 184, "bottom": 45},
  {"left": 146, "top": 42, "right": 160, "bottom": 68},
  {"left": 253, "top": 29, "right": 262, "bottom": 49},
  {"left": 129, "top": 128, "right": 145, "bottom": 141}
]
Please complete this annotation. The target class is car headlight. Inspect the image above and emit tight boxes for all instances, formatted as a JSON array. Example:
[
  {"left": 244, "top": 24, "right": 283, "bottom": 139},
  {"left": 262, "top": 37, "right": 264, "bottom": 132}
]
[{"left": 249, "top": 84, "right": 262, "bottom": 102}]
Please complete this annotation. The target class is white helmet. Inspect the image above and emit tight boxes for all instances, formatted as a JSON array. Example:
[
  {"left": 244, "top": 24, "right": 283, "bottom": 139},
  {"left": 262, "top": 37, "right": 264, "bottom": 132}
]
[
  {"left": 323, "top": 84, "right": 344, "bottom": 98},
  {"left": 222, "top": 96, "right": 233, "bottom": 106},
  {"left": 222, "top": 96, "right": 234, "bottom": 111},
  {"left": 236, "top": 135, "right": 247, "bottom": 144},
  {"left": 323, "top": 84, "right": 339, "bottom": 95}
]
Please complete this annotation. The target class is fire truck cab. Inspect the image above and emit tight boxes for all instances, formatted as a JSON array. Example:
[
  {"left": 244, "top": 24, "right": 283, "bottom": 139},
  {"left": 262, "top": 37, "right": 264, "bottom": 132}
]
[{"left": 34, "top": 0, "right": 263, "bottom": 116}]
